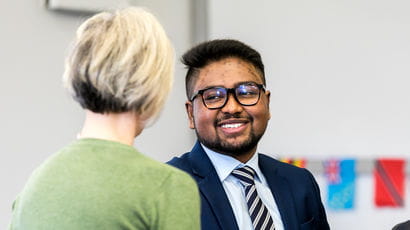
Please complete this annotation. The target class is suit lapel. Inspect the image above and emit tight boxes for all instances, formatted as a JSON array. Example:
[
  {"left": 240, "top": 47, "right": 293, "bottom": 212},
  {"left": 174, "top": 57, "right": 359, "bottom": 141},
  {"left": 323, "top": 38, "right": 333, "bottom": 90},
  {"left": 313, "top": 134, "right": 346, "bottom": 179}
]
[
  {"left": 189, "top": 142, "right": 239, "bottom": 230},
  {"left": 259, "top": 154, "right": 299, "bottom": 230}
]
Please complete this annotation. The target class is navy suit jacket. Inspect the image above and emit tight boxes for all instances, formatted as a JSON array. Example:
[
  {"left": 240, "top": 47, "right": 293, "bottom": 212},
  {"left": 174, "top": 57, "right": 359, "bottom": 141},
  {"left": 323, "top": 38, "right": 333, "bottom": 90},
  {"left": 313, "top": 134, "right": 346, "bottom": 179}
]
[{"left": 168, "top": 142, "right": 330, "bottom": 230}]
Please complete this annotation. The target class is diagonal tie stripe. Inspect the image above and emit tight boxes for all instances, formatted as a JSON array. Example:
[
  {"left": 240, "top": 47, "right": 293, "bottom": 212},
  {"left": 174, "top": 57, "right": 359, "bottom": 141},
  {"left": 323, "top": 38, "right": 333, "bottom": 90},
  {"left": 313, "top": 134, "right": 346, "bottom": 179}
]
[
  {"left": 232, "top": 167, "right": 254, "bottom": 185},
  {"left": 232, "top": 166, "right": 275, "bottom": 230}
]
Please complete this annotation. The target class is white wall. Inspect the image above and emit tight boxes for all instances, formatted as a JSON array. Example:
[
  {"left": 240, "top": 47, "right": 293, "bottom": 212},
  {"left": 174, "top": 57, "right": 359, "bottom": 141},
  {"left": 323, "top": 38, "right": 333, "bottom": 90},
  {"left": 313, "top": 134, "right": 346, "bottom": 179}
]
[
  {"left": 0, "top": 0, "right": 194, "bottom": 228},
  {"left": 208, "top": 0, "right": 410, "bottom": 229}
]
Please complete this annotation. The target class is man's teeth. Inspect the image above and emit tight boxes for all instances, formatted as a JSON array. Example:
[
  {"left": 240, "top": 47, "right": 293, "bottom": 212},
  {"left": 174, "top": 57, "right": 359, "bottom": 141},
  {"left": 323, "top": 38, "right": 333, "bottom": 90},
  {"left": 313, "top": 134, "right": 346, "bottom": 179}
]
[{"left": 221, "top": 123, "right": 242, "bottom": 128}]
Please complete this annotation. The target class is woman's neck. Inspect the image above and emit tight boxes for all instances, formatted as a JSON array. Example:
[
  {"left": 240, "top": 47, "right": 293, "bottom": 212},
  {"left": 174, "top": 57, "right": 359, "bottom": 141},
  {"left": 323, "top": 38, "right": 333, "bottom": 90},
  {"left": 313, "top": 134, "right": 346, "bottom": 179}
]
[{"left": 77, "top": 110, "right": 144, "bottom": 146}]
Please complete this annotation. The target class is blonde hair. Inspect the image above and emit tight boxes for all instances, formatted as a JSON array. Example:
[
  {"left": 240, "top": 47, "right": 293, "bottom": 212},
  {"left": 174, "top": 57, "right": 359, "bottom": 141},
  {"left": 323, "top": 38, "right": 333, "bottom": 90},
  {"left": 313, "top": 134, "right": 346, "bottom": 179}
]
[{"left": 63, "top": 7, "right": 174, "bottom": 125}]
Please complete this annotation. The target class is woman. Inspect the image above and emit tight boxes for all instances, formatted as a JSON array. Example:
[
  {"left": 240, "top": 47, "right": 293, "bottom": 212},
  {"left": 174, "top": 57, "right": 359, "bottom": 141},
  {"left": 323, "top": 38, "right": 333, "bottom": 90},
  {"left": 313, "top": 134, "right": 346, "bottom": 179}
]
[{"left": 9, "top": 7, "right": 200, "bottom": 230}]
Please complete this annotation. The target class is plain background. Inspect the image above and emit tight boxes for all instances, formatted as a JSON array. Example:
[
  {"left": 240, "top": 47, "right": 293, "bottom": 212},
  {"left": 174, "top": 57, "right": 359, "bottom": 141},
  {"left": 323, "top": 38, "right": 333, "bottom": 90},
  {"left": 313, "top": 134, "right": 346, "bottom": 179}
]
[{"left": 1, "top": 0, "right": 409, "bottom": 229}]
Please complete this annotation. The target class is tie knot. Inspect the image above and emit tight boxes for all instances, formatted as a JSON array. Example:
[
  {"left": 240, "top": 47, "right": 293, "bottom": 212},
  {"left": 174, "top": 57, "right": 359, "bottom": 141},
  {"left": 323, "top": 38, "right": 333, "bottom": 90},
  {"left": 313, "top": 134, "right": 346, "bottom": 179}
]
[{"left": 231, "top": 166, "right": 256, "bottom": 186}]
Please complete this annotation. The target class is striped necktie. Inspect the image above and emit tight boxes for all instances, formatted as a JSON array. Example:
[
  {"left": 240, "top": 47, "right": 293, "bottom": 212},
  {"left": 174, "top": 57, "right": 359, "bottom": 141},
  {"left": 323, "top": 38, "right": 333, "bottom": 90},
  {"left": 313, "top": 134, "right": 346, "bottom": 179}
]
[{"left": 231, "top": 166, "right": 275, "bottom": 230}]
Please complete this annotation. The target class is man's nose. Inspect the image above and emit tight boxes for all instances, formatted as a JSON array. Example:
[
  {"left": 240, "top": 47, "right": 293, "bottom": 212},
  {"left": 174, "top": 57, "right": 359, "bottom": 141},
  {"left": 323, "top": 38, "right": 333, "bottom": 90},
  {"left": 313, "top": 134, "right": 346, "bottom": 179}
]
[{"left": 221, "top": 93, "right": 243, "bottom": 113}]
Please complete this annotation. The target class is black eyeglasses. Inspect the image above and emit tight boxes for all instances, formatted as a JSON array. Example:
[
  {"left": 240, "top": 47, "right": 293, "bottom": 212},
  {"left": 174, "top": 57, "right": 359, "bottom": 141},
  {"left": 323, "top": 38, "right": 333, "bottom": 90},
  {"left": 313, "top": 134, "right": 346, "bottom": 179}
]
[{"left": 190, "top": 82, "right": 266, "bottom": 109}]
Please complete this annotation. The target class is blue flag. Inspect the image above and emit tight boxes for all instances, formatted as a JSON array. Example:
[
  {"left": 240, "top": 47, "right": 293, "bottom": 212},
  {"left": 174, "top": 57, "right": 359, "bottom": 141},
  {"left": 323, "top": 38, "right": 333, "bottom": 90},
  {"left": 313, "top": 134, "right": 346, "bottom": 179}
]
[{"left": 325, "top": 159, "right": 356, "bottom": 210}]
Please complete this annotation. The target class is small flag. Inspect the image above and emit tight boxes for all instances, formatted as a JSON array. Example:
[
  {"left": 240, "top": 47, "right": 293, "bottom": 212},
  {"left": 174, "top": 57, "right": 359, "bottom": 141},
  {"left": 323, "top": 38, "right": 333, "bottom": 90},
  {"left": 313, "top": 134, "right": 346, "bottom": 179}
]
[
  {"left": 325, "top": 159, "right": 341, "bottom": 184},
  {"left": 325, "top": 159, "right": 356, "bottom": 210},
  {"left": 374, "top": 158, "right": 405, "bottom": 207},
  {"left": 280, "top": 158, "right": 306, "bottom": 168}
]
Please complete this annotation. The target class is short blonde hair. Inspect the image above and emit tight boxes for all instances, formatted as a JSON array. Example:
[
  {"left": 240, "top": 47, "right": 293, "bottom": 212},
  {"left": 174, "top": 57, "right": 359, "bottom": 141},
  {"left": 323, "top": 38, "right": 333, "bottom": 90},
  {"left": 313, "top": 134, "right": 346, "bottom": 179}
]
[{"left": 63, "top": 7, "right": 174, "bottom": 125}]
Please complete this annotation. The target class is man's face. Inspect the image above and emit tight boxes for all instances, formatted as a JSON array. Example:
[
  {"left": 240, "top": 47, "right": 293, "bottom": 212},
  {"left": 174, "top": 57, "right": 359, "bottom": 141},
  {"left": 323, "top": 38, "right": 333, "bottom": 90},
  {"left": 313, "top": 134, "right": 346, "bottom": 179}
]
[{"left": 186, "top": 57, "right": 271, "bottom": 161}]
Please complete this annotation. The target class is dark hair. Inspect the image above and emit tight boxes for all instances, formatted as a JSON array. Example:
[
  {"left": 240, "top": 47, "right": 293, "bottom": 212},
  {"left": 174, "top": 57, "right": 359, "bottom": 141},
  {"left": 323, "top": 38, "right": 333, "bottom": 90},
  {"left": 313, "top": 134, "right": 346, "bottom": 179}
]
[
  {"left": 181, "top": 39, "right": 265, "bottom": 99},
  {"left": 392, "top": 220, "right": 410, "bottom": 230}
]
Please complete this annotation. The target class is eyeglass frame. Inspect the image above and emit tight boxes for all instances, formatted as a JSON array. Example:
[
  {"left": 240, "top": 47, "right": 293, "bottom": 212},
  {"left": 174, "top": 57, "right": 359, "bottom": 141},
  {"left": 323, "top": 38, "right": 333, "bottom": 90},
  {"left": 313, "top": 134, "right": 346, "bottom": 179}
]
[{"left": 189, "top": 82, "right": 266, "bottom": 110}]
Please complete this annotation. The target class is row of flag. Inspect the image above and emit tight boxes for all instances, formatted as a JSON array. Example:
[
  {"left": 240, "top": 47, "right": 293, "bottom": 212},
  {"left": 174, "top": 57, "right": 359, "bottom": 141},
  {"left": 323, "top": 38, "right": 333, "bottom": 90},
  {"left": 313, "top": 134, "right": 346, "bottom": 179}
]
[{"left": 280, "top": 158, "right": 406, "bottom": 210}]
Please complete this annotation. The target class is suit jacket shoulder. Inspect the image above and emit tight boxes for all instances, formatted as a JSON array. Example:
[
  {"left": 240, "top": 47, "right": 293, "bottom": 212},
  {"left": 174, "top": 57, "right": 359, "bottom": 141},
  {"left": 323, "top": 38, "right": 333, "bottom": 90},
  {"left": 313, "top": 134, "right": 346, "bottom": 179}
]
[
  {"left": 258, "top": 154, "right": 330, "bottom": 230},
  {"left": 259, "top": 154, "right": 316, "bottom": 184},
  {"left": 168, "top": 151, "right": 192, "bottom": 173}
]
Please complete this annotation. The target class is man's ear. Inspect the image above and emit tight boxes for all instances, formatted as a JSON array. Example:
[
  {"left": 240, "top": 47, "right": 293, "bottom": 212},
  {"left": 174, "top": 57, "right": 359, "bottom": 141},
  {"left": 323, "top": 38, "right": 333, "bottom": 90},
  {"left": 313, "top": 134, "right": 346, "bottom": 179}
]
[
  {"left": 265, "top": 90, "right": 271, "bottom": 120},
  {"left": 185, "top": 101, "right": 195, "bottom": 129}
]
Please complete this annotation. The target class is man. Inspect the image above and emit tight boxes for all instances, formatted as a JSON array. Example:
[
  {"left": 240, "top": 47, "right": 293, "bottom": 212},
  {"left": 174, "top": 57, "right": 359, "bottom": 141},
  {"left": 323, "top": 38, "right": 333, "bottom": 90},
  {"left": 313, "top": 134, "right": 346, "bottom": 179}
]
[{"left": 168, "top": 39, "right": 329, "bottom": 230}]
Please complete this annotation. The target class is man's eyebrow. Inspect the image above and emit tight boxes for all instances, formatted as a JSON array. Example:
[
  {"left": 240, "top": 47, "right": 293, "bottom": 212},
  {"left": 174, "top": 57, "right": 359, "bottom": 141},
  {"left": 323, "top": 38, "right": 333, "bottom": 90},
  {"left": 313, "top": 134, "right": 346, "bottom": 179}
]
[
  {"left": 197, "top": 84, "right": 225, "bottom": 90},
  {"left": 234, "top": 81, "right": 261, "bottom": 86}
]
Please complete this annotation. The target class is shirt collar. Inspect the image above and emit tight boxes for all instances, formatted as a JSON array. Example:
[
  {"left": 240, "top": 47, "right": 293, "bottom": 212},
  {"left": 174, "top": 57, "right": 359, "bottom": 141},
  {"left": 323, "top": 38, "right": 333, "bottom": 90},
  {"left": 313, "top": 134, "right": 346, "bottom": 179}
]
[{"left": 201, "top": 144, "right": 264, "bottom": 183}]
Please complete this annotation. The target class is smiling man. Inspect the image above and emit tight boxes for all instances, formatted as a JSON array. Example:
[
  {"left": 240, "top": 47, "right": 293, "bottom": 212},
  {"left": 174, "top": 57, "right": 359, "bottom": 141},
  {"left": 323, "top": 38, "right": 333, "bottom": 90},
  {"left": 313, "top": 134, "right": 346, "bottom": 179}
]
[{"left": 168, "top": 39, "right": 330, "bottom": 230}]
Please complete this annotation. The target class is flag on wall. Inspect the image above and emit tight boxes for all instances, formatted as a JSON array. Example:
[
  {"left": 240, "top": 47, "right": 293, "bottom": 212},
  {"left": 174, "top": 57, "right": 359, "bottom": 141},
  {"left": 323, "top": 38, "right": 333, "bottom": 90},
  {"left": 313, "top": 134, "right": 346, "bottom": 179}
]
[
  {"left": 280, "top": 158, "right": 306, "bottom": 168},
  {"left": 374, "top": 158, "right": 405, "bottom": 207},
  {"left": 325, "top": 159, "right": 356, "bottom": 210}
]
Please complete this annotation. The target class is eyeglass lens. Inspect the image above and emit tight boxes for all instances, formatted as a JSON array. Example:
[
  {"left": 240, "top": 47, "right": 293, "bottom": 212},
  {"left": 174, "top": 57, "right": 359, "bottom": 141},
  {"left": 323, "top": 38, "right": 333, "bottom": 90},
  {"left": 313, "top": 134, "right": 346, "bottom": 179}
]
[{"left": 202, "top": 83, "right": 261, "bottom": 108}]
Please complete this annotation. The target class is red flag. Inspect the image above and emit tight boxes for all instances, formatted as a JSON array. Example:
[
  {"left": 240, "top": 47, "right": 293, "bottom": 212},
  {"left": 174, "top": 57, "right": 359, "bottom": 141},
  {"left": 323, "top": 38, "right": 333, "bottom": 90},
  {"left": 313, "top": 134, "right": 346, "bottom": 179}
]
[{"left": 374, "top": 158, "right": 405, "bottom": 207}]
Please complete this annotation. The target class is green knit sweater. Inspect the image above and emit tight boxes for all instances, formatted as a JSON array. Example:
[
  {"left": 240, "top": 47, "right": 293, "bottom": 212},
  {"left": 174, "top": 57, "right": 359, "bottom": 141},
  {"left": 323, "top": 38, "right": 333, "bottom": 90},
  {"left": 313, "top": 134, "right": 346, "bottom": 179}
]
[{"left": 10, "top": 138, "right": 200, "bottom": 230}]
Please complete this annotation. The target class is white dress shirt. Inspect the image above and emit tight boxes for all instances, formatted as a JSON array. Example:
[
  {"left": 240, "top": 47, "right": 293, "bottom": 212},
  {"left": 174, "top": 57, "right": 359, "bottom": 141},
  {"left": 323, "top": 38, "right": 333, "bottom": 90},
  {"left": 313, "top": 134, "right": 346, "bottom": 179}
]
[{"left": 202, "top": 144, "right": 284, "bottom": 230}]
